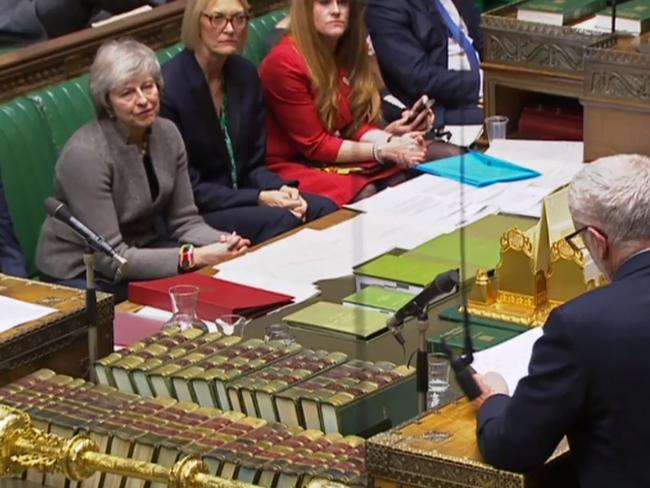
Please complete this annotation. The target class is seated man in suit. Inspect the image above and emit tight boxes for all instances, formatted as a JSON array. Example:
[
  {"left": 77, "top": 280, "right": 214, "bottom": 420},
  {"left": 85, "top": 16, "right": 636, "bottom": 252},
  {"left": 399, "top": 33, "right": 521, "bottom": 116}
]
[
  {"left": 0, "top": 176, "right": 27, "bottom": 277},
  {"left": 475, "top": 154, "right": 650, "bottom": 487},
  {"left": 365, "top": 0, "right": 483, "bottom": 127}
]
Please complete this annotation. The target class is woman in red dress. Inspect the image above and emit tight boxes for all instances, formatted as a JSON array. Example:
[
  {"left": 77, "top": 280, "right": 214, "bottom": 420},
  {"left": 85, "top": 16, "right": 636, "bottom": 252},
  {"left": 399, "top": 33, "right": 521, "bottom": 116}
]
[{"left": 259, "top": 0, "right": 431, "bottom": 206}]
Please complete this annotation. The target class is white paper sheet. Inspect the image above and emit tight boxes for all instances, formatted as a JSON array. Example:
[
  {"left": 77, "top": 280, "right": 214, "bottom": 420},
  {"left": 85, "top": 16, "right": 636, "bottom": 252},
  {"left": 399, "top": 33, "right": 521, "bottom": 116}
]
[
  {"left": 472, "top": 326, "right": 544, "bottom": 394},
  {"left": 135, "top": 305, "right": 173, "bottom": 322},
  {"left": 0, "top": 295, "right": 57, "bottom": 332}
]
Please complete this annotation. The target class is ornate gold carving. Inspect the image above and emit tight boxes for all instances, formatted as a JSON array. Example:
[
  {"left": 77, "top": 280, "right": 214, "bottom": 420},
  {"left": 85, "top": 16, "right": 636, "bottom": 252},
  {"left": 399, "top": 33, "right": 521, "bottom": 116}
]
[
  {"left": 0, "top": 405, "right": 259, "bottom": 488},
  {"left": 500, "top": 228, "right": 533, "bottom": 256}
]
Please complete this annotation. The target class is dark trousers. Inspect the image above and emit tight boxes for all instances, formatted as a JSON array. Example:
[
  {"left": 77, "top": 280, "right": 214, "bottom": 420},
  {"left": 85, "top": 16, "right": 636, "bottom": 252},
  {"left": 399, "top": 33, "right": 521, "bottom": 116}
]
[{"left": 201, "top": 192, "right": 337, "bottom": 245}]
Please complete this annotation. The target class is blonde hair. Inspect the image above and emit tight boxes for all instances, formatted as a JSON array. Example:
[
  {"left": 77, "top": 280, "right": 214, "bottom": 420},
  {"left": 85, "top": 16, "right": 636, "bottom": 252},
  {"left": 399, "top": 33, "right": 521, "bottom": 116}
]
[
  {"left": 288, "top": 0, "right": 380, "bottom": 138},
  {"left": 181, "top": 0, "right": 250, "bottom": 52}
]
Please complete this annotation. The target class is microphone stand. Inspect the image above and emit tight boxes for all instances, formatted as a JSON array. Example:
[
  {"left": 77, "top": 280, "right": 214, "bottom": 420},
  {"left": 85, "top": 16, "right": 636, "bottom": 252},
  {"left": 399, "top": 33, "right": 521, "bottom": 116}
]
[
  {"left": 83, "top": 243, "right": 98, "bottom": 383},
  {"left": 416, "top": 309, "right": 431, "bottom": 413}
]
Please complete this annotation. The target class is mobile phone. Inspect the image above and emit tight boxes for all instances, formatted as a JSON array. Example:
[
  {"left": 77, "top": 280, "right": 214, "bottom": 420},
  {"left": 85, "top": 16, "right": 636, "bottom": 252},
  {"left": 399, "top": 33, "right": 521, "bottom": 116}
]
[{"left": 405, "top": 97, "right": 435, "bottom": 123}]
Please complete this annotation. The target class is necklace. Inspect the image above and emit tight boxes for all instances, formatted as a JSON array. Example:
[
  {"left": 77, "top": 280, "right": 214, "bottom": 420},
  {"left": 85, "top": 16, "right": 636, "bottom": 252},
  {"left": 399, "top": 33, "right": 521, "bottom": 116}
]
[{"left": 139, "top": 135, "right": 149, "bottom": 159}]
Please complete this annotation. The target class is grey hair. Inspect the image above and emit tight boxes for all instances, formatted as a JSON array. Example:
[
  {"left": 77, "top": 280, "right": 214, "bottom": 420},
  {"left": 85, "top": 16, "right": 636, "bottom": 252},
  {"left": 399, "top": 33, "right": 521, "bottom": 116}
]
[
  {"left": 89, "top": 39, "right": 163, "bottom": 118},
  {"left": 569, "top": 154, "right": 650, "bottom": 245}
]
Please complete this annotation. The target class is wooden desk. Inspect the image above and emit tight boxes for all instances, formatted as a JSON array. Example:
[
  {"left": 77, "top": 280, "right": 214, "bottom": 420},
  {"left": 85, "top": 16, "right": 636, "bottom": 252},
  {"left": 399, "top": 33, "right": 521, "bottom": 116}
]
[
  {"left": 0, "top": 274, "right": 114, "bottom": 385},
  {"left": 368, "top": 400, "right": 573, "bottom": 488}
]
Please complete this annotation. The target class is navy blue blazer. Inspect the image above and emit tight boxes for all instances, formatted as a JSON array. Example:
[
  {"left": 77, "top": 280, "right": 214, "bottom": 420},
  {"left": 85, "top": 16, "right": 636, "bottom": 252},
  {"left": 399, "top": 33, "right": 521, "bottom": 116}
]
[
  {"left": 0, "top": 178, "right": 27, "bottom": 277},
  {"left": 366, "top": 0, "right": 482, "bottom": 123},
  {"left": 161, "top": 49, "right": 290, "bottom": 213},
  {"left": 477, "top": 251, "right": 650, "bottom": 487}
]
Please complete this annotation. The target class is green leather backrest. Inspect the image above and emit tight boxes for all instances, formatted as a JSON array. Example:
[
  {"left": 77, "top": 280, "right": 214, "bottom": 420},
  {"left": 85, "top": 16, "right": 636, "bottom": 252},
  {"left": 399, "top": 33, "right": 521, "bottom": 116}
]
[
  {"left": 0, "top": 98, "right": 59, "bottom": 275},
  {"left": 28, "top": 75, "right": 95, "bottom": 156},
  {"left": 243, "top": 8, "right": 289, "bottom": 66},
  {"left": 157, "top": 42, "right": 185, "bottom": 64}
]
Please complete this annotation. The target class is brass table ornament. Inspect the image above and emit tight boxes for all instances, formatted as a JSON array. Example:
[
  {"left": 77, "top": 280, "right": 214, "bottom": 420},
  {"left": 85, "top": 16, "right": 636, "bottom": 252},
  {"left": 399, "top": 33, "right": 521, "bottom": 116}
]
[
  {"left": 0, "top": 404, "right": 260, "bottom": 488},
  {"left": 467, "top": 187, "right": 605, "bottom": 326}
]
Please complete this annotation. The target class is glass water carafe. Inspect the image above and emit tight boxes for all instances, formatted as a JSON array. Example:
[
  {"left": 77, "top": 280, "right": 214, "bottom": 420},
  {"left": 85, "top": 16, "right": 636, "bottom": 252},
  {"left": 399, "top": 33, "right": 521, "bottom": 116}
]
[{"left": 162, "top": 284, "right": 208, "bottom": 332}]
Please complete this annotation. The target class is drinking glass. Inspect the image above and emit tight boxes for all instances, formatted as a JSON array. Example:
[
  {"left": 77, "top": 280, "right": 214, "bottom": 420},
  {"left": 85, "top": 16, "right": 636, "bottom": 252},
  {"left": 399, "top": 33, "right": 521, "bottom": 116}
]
[
  {"left": 214, "top": 314, "right": 249, "bottom": 338},
  {"left": 485, "top": 115, "right": 509, "bottom": 143},
  {"left": 264, "top": 323, "right": 296, "bottom": 345},
  {"left": 427, "top": 352, "right": 451, "bottom": 410},
  {"left": 162, "top": 285, "right": 208, "bottom": 332}
]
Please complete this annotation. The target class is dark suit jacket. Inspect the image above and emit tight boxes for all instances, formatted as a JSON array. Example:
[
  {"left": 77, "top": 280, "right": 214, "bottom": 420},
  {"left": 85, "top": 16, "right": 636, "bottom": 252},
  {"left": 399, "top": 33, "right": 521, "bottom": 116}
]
[
  {"left": 477, "top": 251, "right": 650, "bottom": 487},
  {"left": 161, "top": 49, "right": 290, "bottom": 213},
  {"left": 366, "top": 0, "right": 482, "bottom": 124},
  {"left": 0, "top": 178, "right": 27, "bottom": 277}
]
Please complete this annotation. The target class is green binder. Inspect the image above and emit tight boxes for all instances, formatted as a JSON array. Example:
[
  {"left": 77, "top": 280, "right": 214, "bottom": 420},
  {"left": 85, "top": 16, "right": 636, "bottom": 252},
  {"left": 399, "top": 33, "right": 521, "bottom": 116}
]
[
  {"left": 283, "top": 301, "right": 389, "bottom": 339},
  {"left": 428, "top": 322, "right": 523, "bottom": 353},
  {"left": 438, "top": 305, "right": 529, "bottom": 333},
  {"left": 353, "top": 254, "right": 455, "bottom": 293},
  {"left": 342, "top": 286, "right": 415, "bottom": 314}
]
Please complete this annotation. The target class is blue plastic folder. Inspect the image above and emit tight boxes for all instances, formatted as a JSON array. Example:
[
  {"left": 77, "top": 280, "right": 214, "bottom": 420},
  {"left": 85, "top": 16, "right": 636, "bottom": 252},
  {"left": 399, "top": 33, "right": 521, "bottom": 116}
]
[{"left": 416, "top": 151, "right": 541, "bottom": 187}]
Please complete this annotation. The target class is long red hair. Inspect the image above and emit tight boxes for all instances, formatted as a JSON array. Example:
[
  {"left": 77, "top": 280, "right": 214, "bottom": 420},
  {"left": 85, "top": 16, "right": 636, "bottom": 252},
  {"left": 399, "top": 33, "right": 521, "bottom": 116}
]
[{"left": 289, "top": 0, "right": 381, "bottom": 138}]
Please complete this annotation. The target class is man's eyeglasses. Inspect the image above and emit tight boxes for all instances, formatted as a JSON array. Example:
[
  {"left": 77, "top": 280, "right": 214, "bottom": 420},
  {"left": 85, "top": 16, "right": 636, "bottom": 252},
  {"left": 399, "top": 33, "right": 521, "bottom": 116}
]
[
  {"left": 564, "top": 226, "right": 587, "bottom": 253},
  {"left": 202, "top": 12, "right": 249, "bottom": 31}
]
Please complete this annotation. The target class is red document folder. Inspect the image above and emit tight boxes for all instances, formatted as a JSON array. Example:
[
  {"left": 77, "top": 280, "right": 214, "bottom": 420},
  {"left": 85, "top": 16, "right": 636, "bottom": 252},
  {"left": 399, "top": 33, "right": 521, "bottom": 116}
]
[{"left": 128, "top": 272, "right": 294, "bottom": 320}]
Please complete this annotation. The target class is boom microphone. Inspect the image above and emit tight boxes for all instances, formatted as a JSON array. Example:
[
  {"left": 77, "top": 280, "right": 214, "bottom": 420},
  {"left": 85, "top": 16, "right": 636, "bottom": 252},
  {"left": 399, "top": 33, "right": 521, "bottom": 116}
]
[
  {"left": 44, "top": 197, "right": 127, "bottom": 270},
  {"left": 386, "top": 269, "right": 459, "bottom": 345}
]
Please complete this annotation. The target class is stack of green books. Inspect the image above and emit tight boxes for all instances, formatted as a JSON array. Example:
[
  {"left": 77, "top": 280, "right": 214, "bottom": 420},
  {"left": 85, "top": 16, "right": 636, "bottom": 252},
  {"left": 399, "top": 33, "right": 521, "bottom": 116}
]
[
  {"left": 516, "top": 0, "right": 607, "bottom": 25},
  {"left": 274, "top": 359, "right": 416, "bottom": 436},
  {"left": 225, "top": 349, "right": 348, "bottom": 421},
  {"left": 594, "top": 0, "right": 650, "bottom": 33}
]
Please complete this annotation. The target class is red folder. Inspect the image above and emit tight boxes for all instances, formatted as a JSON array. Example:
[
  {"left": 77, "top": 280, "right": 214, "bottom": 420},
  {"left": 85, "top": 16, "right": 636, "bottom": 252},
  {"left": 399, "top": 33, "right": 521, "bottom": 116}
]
[
  {"left": 518, "top": 104, "right": 583, "bottom": 141},
  {"left": 128, "top": 272, "right": 294, "bottom": 320}
]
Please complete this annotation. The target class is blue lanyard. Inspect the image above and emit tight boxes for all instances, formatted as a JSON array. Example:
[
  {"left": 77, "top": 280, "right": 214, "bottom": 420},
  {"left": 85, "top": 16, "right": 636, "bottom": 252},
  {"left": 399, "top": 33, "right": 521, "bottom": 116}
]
[{"left": 431, "top": 0, "right": 480, "bottom": 71}]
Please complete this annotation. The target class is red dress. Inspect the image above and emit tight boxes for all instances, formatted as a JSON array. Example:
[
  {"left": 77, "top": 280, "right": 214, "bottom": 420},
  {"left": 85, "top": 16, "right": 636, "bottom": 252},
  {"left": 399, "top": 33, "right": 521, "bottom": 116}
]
[{"left": 259, "top": 36, "right": 402, "bottom": 206}]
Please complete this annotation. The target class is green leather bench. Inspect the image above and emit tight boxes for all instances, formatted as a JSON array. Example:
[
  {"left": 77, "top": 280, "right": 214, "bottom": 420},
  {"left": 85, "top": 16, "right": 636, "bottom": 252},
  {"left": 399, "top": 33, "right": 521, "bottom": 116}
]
[{"left": 0, "top": 8, "right": 287, "bottom": 276}]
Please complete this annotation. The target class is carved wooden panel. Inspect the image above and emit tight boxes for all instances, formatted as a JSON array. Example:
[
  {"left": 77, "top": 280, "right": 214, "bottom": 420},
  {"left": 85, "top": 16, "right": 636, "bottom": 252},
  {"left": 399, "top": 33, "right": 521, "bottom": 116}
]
[
  {"left": 585, "top": 48, "right": 650, "bottom": 103},
  {"left": 482, "top": 13, "right": 613, "bottom": 73}
]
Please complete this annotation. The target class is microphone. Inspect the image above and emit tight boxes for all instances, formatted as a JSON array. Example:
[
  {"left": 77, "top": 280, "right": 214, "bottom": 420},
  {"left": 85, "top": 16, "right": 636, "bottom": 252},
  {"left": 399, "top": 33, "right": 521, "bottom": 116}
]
[
  {"left": 386, "top": 269, "right": 459, "bottom": 345},
  {"left": 441, "top": 311, "right": 482, "bottom": 400},
  {"left": 44, "top": 197, "right": 128, "bottom": 271}
]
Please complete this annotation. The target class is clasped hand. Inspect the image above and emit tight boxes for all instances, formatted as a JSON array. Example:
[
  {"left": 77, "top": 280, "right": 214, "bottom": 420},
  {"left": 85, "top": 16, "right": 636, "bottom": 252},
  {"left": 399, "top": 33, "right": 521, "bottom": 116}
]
[
  {"left": 259, "top": 185, "right": 308, "bottom": 221},
  {"left": 194, "top": 232, "right": 250, "bottom": 267},
  {"left": 380, "top": 133, "right": 428, "bottom": 169}
]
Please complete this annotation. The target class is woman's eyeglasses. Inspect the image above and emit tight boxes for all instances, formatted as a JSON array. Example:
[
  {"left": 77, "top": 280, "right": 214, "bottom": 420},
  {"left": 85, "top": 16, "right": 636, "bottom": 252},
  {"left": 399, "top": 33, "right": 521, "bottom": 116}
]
[{"left": 202, "top": 12, "right": 249, "bottom": 31}]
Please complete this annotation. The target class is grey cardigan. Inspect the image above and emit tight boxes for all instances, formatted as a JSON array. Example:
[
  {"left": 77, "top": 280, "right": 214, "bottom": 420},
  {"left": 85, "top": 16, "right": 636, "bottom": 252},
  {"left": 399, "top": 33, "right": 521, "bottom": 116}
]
[{"left": 36, "top": 117, "right": 225, "bottom": 281}]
